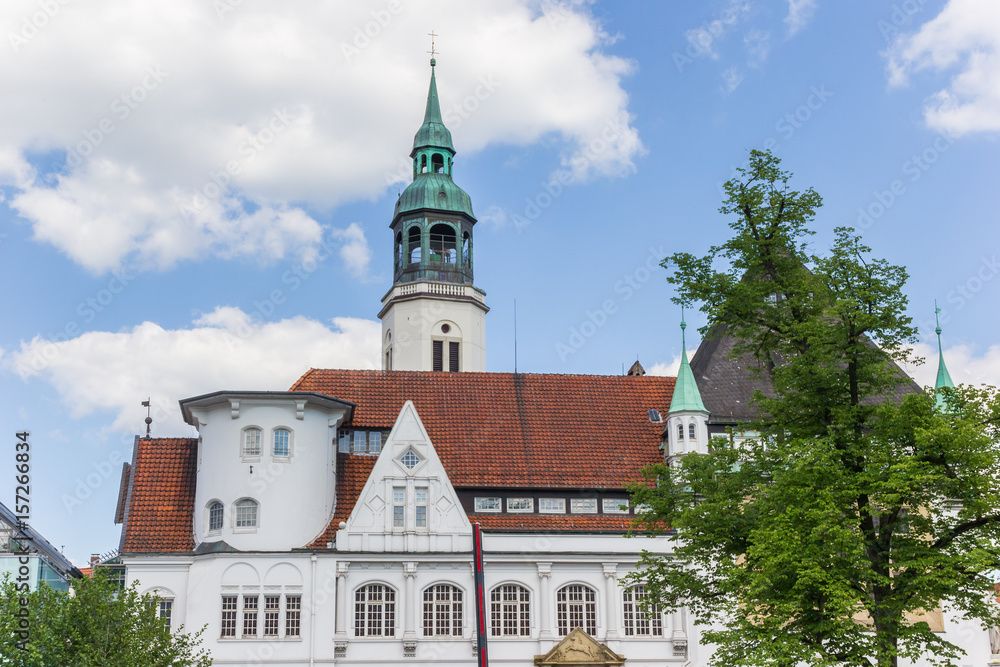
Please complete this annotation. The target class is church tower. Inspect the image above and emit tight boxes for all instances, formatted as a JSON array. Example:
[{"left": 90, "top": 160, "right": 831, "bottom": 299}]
[
  {"left": 379, "top": 57, "right": 488, "bottom": 373},
  {"left": 665, "top": 315, "right": 709, "bottom": 464}
]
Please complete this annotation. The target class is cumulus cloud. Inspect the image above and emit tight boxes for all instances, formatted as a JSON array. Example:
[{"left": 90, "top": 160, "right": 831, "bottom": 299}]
[
  {"left": 902, "top": 341, "right": 1000, "bottom": 389},
  {"left": 785, "top": 0, "right": 818, "bottom": 36},
  {"left": 7, "top": 308, "right": 381, "bottom": 434},
  {"left": 1, "top": 0, "right": 641, "bottom": 273},
  {"left": 328, "top": 223, "right": 373, "bottom": 280},
  {"left": 886, "top": 0, "right": 1000, "bottom": 135}
]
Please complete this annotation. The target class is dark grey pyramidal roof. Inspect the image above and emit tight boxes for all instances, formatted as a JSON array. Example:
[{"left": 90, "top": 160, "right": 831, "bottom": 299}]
[{"left": 689, "top": 324, "right": 922, "bottom": 424}]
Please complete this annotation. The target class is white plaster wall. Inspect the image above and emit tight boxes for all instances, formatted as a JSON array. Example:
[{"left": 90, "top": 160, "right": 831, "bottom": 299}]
[
  {"left": 189, "top": 399, "right": 347, "bottom": 551},
  {"left": 381, "top": 296, "right": 486, "bottom": 372}
]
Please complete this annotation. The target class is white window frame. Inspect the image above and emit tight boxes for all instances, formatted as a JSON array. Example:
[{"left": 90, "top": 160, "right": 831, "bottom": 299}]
[
  {"left": 602, "top": 498, "right": 629, "bottom": 514},
  {"left": 233, "top": 498, "right": 259, "bottom": 533},
  {"left": 570, "top": 498, "right": 597, "bottom": 514},
  {"left": 272, "top": 427, "right": 293, "bottom": 461},
  {"left": 422, "top": 584, "right": 464, "bottom": 637},
  {"left": 220, "top": 591, "right": 302, "bottom": 641},
  {"left": 490, "top": 584, "right": 531, "bottom": 637},
  {"left": 415, "top": 487, "right": 428, "bottom": 528},
  {"left": 392, "top": 487, "right": 405, "bottom": 528},
  {"left": 474, "top": 497, "right": 501, "bottom": 513},
  {"left": 556, "top": 584, "right": 597, "bottom": 636},
  {"left": 539, "top": 498, "right": 566, "bottom": 514},
  {"left": 207, "top": 500, "right": 225, "bottom": 533},
  {"left": 241, "top": 426, "right": 262, "bottom": 461},
  {"left": 623, "top": 585, "right": 663, "bottom": 637},
  {"left": 354, "top": 583, "right": 397, "bottom": 638},
  {"left": 506, "top": 497, "right": 533, "bottom": 513}
]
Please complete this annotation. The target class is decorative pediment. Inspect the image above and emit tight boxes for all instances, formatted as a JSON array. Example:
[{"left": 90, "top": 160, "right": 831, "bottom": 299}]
[
  {"left": 534, "top": 627, "right": 625, "bottom": 666},
  {"left": 336, "top": 400, "right": 472, "bottom": 553}
]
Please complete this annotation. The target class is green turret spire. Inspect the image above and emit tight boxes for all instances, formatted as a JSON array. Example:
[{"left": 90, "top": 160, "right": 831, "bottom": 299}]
[
  {"left": 669, "top": 309, "right": 708, "bottom": 413},
  {"left": 933, "top": 301, "right": 954, "bottom": 410},
  {"left": 411, "top": 59, "right": 455, "bottom": 156}
]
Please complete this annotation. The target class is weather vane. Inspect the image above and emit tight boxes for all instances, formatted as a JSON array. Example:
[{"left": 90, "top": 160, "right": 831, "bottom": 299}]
[{"left": 428, "top": 30, "right": 438, "bottom": 60}]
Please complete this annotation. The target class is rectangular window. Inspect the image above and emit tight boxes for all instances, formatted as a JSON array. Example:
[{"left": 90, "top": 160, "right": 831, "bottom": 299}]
[
  {"left": 354, "top": 430, "right": 367, "bottom": 453},
  {"left": 507, "top": 497, "right": 533, "bottom": 513},
  {"left": 474, "top": 497, "right": 501, "bottom": 512},
  {"left": 571, "top": 498, "right": 597, "bottom": 513},
  {"left": 623, "top": 586, "right": 662, "bottom": 636},
  {"left": 602, "top": 498, "right": 629, "bottom": 514},
  {"left": 432, "top": 340, "right": 443, "bottom": 372},
  {"left": 449, "top": 341, "right": 459, "bottom": 372},
  {"left": 415, "top": 487, "right": 428, "bottom": 528},
  {"left": 243, "top": 429, "right": 261, "bottom": 457},
  {"left": 273, "top": 429, "right": 290, "bottom": 457},
  {"left": 369, "top": 431, "right": 382, "bottom": 453},
  {"left": 285, "top": 595, "right": 301, "bottom": 637},
  {"left": 393, "top": 487, "right": 405, "bottom": 528},
  {"left": 158, "top": 599, "right": 173, "bottom": 632},
  {"left": 539, "top": 498, "right": 566, "bottom": 513},
  {"left": 338, "top": 429, "right": 351, "bottom": 453},
  {"left": 263, "top": 596, "right": 280, "bottom": 637},
  {"left": 242, "top": 595, "right": 259, "bottom": 638},
  {"left": 221, "top": 596, "right": 237, "bottom": 638}
]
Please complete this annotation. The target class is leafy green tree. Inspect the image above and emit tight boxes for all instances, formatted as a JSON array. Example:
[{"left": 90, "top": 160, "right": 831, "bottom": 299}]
[
  {"left": 628, "top": 149, "right": 1000, "bottom": 667},
  {"left": 0, "top": 568, "right": 211, "bottom": 666}
]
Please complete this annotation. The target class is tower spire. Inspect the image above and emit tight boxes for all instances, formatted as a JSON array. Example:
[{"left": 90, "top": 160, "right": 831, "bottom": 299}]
[
  {"left": 933, "top": 301, "right": 954, "bottom": 410},
  {"left": 669, "top": 307, "right": 707, "bottom": 413}
]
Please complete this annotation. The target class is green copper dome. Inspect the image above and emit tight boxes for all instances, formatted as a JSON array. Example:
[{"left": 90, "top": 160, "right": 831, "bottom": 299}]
[
  {"left": 411, "top": 60, "right": 455, "bottom": 156},
  {"left": 394, "top": 173, "right": 475, "bottom": 219},
  {"left": 669, "top": 317, "right": 708, "bottom": 413}
]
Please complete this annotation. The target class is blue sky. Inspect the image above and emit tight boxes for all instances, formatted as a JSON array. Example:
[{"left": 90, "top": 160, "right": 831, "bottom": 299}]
[{"left": 0, "top": 0, "right": 997, "bottom": 565}]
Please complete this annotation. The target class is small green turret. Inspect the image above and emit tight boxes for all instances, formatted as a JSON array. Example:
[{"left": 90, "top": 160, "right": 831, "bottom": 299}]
[{"left": 933, "top": 302, "right": 955, "bottom": 411}]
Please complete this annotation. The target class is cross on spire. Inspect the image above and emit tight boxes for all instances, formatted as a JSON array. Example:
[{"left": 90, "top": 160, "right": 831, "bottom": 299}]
[{"left": 427, "top": 31, "right": 438, "bottom": 61}]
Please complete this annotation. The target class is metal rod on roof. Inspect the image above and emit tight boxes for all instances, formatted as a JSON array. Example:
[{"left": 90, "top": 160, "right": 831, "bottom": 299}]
[{"left": 514, "top": 298, "right": 518, "bottom": 374}]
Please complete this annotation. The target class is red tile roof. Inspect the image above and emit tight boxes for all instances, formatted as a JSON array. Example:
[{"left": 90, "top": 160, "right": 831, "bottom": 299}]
[
  {"left": 120, "top": 437, "right": 197, "bottom": 553},
  {"left": 121, "top": 371, "right": 673, "bottom": 553},
  {"left": 291, "top": 370, "right": 673, "bottom": 489}
]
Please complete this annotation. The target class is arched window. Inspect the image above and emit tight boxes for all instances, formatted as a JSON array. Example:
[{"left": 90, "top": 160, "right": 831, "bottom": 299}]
[
  {"left": 422, "top": 584, "right": 463, "bottom": 636},
  {"left": 462, "top": 232, "right": 471, "bottom": 267},
  {"left": 556, "top": 584, "right": 596, "bottom": 635},
  {"left": 355, "top": 584, "right": 396, "bottom": 637},
  {"left": 234, "top": 499, "right": 258, "bottom": 529},
  {"left": 408, "top": 226, "right": 422, "bottom": 264},
  {"left": 273, "top": 428, "right": 291, "bottom": 458},
  {"left": 208, "top": 501, "right": 224, "bottom": 532},
  {"left": 688, "top": 422, "right": 696, "bottom": 441},
  {"left": 420, "top": 155, "right": 427, "bottom": 173},
  {"left": 242, "top": 427, "right": 261, "bottom": 458},
  {"left": 429, "top": 223, "right": 457, "bottom": 264},
  {"left": 677, "top": 423, "right": 684, "bottom": 441},
  {"left": 623, "top": 585, "right": 662, "bottom": 636},
  {"left": 394, "top": 233, "right": 402, "bottom": 271},
  {"left": 432, "top": 153, "right": 444, "bottom": 173},
  {"left": 490, "top": 584, "right": 530, "bottom": 637}
]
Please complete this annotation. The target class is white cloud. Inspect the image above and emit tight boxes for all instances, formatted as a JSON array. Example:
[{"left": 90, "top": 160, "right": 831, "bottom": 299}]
[
  {"left": 722, "top": 67, "right": 745, "bottom": 94},
  {"left": 683, "top": 0, "right": 751, "bottom": 60},
  {"left": 785, "top": 0, "right": 818, "bottom": 36},
  {"left": 7, "top": 308, "right": 381, "bottom": 434},
  {"left": 328, "top": 223, "right": 372, "bottom": 280},
  {"left": 902, "top": 342, "right": 1000, "bottom": 389},
  {"left": 1, "top": 0, "right": 641, "bottom": 273},
  {"left": 648, "top": 354, "right": 683, "bottom": 377},
  {"left": 886, "top": 0, "right": 1000, "bottom": 135}
]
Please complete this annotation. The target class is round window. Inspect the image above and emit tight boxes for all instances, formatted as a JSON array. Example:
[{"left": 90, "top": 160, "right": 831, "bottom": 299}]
[{"left": 441, "top": 324, "right": 451, "bottom": 334}]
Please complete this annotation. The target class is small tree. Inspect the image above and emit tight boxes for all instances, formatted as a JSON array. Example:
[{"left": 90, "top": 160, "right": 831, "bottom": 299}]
[
  {"left": 0, "top": 568, "right": 211, "bottom": 666},
  {"left": 628, "top": 149, "right": 1000, "bottom": 667}
]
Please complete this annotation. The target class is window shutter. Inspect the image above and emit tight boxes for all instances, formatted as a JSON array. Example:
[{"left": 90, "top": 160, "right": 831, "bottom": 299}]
[
  {"left": 449, "top": 342, "right": 459, "bottom": 372},
  {"left": 432, "top": 340, "right": 443, "bottom": 372}
]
